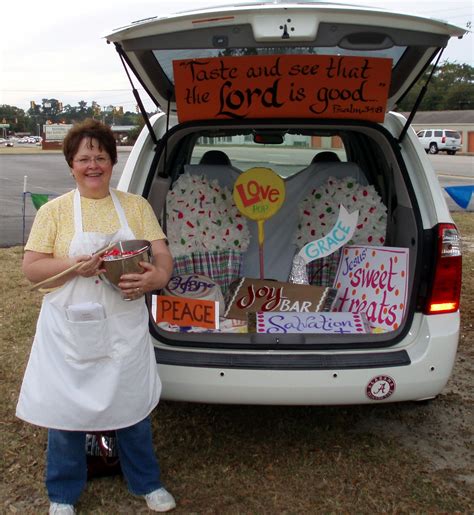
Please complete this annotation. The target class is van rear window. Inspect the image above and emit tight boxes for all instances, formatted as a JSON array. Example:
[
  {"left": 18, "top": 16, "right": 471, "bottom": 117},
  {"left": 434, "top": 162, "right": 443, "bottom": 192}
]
[
  {"left": 190, "top": 134, "right": 347, "bottom": 179},
  {"left": 153, "top": 46, "right": 405, "bottom": 85}
]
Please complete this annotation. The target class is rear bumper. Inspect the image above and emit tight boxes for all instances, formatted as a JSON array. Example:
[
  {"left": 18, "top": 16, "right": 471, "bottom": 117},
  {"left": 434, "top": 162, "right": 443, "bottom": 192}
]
[
  {"left": 154, "top": 313, "right": 459, "bottom": 405},
  {"left": 439, "top": 144, "right": 461, "bottom": 151}
]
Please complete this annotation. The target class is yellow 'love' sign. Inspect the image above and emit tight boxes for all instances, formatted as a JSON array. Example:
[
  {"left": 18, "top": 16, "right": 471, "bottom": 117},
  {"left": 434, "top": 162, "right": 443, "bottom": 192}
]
[
  {"left": 233, "top": 167, "right": 285, "bottom": 221},
  {"left": 233, "top": 167, "right": 285, "bottom": 278}
]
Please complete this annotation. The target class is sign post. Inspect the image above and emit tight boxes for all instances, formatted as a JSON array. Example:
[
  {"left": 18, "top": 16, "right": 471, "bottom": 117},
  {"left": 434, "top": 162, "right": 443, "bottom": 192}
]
[{"left": 233, "top": 167, "right": 285, "bottom": 278}]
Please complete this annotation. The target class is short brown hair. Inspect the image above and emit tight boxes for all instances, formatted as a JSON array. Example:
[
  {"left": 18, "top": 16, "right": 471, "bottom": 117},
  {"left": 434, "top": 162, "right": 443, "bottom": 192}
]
[{"left": 63, "top": 119, "right": 117, "bottom": 167}]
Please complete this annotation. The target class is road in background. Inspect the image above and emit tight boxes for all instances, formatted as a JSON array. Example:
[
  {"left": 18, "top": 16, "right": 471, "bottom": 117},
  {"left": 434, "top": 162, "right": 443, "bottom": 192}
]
[
  {"left": 0, "top": 151, "right": 472, "bottom": 247},
  {"left": 0, "top": 152, "right": 127, "bottom": 247}
]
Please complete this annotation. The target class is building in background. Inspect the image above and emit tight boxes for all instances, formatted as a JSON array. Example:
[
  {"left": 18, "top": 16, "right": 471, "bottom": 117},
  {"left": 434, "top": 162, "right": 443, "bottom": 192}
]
[{"left": 401, "top": 110, "right": 474, "bottom": 154}]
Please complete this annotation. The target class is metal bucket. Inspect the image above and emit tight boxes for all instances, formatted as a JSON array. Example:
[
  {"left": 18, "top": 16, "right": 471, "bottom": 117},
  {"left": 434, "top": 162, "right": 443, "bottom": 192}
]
[{"left": 101, "top": 239, "right": 152, "bottom": 292}]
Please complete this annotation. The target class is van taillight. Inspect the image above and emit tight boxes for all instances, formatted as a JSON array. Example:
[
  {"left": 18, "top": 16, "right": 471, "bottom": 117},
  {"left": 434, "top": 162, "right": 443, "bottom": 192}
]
[
  {"left": 424, "top": 224, "right": 462, "bottom": 314},
  {"left": 442, "top": 136, "right": 446, "bottom": 143}
]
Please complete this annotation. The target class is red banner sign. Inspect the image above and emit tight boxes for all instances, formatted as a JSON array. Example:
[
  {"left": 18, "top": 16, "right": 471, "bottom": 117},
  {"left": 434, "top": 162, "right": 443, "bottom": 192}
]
[{"left": 173, "top": 54, "right": 392, "bottom": 122}]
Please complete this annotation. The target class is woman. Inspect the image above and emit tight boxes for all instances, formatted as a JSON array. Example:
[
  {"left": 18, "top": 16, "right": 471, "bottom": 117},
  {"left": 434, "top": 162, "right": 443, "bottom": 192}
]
[{"left": 16, "top": 119, "right": 175, "bottom": 514}]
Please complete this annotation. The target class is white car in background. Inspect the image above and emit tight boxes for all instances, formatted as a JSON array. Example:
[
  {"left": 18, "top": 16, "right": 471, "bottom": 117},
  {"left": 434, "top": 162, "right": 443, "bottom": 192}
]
[
  {"left": 416, "top": 129, "right": 462, "bottom": 155},
  {"left": 106, "top": 2, "right": 465, "bottom": 406}
]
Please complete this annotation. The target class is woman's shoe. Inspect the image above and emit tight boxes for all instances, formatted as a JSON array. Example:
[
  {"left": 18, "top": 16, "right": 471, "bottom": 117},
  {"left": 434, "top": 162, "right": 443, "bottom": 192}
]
[
  {"left": 49, "top": 503, "right": 75, "bottom": 515},
  {"left": 144, "top": 487, "right": 176, "bottom": 512}
]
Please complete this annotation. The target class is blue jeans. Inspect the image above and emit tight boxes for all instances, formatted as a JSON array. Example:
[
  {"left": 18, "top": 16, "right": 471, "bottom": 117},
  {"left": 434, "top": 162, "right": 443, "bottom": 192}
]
[{"left": 46, "top": 416, "right": 162, "bottom": 505}]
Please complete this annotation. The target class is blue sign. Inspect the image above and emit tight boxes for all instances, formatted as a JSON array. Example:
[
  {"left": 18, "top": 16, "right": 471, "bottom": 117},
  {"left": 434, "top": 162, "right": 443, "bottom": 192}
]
[{"left": 445, "top": 185, "right": 474, "bottom": 209}]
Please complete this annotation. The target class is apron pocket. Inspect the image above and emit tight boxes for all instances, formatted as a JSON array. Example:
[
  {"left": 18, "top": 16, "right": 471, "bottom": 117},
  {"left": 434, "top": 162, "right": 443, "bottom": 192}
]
[
  {"left": 109, "top": 304, "right": 149, "bottom": 357},
  {"left": 65, "top": 319, "right": 112, "bottom": 362}
]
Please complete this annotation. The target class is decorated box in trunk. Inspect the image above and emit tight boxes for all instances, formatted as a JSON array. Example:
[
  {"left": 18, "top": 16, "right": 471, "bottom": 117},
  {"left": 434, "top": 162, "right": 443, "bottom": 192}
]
[{"left": 166, "top": 173, "right": 250, "bottom": 294}]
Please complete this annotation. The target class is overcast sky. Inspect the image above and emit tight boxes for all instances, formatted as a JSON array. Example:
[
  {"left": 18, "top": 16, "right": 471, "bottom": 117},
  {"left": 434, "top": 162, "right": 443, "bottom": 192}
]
[{"left": 1, "top": 0, "right": 472, "bottom": 113}]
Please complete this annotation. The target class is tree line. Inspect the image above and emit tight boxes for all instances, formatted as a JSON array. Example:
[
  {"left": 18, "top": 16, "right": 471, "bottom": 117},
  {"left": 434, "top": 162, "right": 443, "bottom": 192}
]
[
  {"left": 0, "top": 99, "right": 148, "bottom": 141},
  {"left": 395, "top": 61, "right": 473, "bottom": 112},
  {"left": 1, "top": 61, "right": 473, "bottom": 137}
]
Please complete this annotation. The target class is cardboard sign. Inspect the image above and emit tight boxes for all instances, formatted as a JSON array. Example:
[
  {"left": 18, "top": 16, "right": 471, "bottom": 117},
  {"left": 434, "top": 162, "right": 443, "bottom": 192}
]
[
  {"left": 163, "top": 274, "right": 225, "bottom": 315},
  {"left": 155, "top": 295, "right": 219, "bottom": 330},
  {"left": 332, "top": 246, "right": 409, "bottom": 332},
  {"left": 233, "top": 167, "right": 285, "bottom": 221},
  {"left": 249, "top": 311, "right": 370, "bottom": 334},
  {"left": 299, "top": 205, "right": 358, "bottom": 263},
  {"left": 233, "top": 167, "right": 286, "bottom": 278},
  {"left": 224, "top": 277, "right": 336, "bottom": 320},
  {"left": 173, "top": 54, "right": 392, "bottom": 122}
]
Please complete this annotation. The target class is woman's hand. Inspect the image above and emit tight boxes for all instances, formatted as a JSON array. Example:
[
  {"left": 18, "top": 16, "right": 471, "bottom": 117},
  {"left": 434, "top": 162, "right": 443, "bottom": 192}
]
[
  {"left": 75, "top": 254, "right": 105, "bottom": 278},
  {"left": 118, "top": 239, "right": 173, "bottom": 300},
  {"left": 118, "top": 261, "right": 155, "bottom": 300}
]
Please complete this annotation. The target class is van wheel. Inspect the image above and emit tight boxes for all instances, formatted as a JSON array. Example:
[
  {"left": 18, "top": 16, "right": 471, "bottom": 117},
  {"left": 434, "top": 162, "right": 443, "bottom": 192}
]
[
  {"left": 429, "top": 143, "right": 439, "bottom": 154},
  {"left": 447, "top": 150, "right": 456, "bottom": 155}
]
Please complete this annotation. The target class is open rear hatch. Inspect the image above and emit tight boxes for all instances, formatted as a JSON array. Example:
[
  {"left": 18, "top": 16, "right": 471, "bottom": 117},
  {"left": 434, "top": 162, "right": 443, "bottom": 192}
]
[
  {"left": 105, "top": 3, "right": 464, "bottom": 347},
  {"left": 106, "top": 2, "right": 465, "bottom": 116}
]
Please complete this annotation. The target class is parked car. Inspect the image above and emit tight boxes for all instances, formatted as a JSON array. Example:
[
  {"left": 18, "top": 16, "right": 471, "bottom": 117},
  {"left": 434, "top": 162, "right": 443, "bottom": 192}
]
[
  {"left": 106, "top": 2, "right": 464, "bottom": 405},
  {"left": 416, "top": 129, "right": 462, "bottom": 155}
]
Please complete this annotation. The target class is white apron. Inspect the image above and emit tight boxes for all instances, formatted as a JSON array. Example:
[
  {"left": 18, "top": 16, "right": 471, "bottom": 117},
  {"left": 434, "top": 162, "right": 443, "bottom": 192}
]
[{"left": 16, "top": 189, "right": 161, "bottom": 431}]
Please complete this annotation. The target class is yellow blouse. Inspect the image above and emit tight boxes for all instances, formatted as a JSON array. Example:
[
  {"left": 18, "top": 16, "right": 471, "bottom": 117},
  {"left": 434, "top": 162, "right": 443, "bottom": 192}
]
[{"left": 25, "top": 189, "right": 166, "bottom": 257}]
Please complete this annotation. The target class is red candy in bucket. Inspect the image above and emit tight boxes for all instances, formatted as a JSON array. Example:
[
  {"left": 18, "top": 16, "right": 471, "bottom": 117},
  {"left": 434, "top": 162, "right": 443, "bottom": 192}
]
[{"left": 102, "top": 247, "right": 145, "bottom": 260}]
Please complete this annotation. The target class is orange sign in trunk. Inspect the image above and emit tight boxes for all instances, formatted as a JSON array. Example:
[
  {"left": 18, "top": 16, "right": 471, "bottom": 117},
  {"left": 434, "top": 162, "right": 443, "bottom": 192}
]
[
  {"left": 156, "top": 295, "right": 219, "bottom": 330},
  {"left": 173, "top": 54, "right": 392, "bottom": 122}
]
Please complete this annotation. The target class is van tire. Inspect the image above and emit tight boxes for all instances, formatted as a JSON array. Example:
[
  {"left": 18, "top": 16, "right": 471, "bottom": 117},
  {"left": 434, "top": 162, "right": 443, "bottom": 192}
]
[
  {"left": 447, "top": 150, "right": 456, "bottom": 155},
  {"left": 429, "top": 143, "right": 439, "bottom": 154}
]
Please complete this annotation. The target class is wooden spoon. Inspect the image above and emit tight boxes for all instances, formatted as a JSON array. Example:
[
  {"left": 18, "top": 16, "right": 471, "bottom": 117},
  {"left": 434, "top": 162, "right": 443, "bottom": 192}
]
[{"left": 29, "top": 242, "right": 117, "bottom": 291}]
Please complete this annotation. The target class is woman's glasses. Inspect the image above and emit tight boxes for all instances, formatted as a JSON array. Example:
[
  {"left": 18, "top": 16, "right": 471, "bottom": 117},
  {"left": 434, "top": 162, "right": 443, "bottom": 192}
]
[{"left": 74, "top": 156, "right": 110, "bottom": 166}]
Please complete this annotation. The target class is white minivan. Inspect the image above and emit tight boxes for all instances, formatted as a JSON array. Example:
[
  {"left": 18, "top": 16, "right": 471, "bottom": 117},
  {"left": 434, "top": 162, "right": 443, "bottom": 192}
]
[{"left": 106, "top": 2, "right": 464, "bottom": 405}]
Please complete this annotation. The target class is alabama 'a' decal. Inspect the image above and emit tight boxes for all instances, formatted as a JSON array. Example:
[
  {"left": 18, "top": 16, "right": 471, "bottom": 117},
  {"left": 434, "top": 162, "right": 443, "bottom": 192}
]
[{"left": 366, "top": 375, "right": 396, "bottom": 400}]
